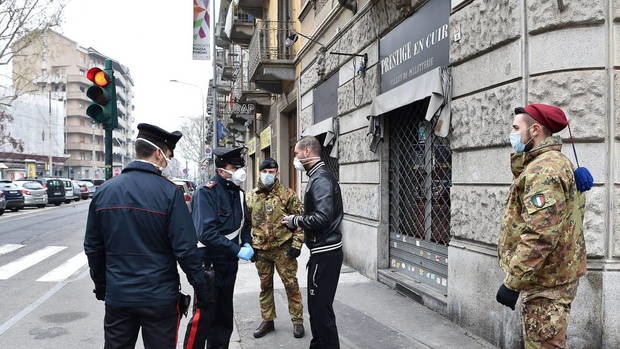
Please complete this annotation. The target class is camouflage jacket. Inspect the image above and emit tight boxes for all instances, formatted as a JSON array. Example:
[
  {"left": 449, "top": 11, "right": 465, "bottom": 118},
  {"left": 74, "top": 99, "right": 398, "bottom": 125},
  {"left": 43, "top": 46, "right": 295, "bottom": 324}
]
[
  {"left": 247, "top": 180, "right": 304, "bottom": 250},
  {"left": 498, "top": 136, "right": 587, "bottom": 292}
]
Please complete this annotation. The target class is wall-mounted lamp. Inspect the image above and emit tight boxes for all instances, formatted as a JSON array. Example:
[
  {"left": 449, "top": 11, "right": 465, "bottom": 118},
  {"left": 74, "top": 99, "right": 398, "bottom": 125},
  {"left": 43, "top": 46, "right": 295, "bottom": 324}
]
[
  {"left": 337, "top": 0, "right": 357, "bottom": 14},
  {"left": 330, "top": 51, "right": 368, "bottom": 75},
  {"left": 284, "top": 31, "right": 326, "bottom": 48}
]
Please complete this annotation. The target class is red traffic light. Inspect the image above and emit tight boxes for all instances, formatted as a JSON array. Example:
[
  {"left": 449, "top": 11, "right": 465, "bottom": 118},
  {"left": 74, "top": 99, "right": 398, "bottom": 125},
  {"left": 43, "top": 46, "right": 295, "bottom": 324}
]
[{"left": 86, "top": 67, "right": 110, "bottom": 87}]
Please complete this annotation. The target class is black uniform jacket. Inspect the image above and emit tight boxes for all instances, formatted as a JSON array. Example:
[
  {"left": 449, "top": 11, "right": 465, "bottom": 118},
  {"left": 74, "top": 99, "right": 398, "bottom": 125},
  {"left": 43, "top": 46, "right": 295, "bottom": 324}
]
[
  {"left": 84, "top": 161, "right": 207, "bottom": 307},
  {"left": 296, "top": 161, "right": 343, "bottom": 254},
  {"left": 193, "top": 173, "right": 252, "bottom": 261}
]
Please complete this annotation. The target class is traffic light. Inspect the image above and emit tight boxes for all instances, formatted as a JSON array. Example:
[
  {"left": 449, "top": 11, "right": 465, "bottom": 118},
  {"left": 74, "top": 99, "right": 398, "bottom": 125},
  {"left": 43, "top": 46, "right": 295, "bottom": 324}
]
[{"left": 85, "top": 60, "right": 118, "bottom": 129}]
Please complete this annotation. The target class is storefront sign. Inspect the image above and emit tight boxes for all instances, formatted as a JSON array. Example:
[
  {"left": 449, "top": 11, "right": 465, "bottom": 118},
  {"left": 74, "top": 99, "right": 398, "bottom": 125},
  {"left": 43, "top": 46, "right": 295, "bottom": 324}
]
[
  {"left": 224, "top": 102, "right": 256, "bottom": 118},
  {"left": 247, "top": 137, "right": 256, "bottom": 155},
  {"left": 379, "top": 0, "right": 449, "bottom": 93},
  {"left": 260, "top": 126, "right": 271, "bottom": 150}
]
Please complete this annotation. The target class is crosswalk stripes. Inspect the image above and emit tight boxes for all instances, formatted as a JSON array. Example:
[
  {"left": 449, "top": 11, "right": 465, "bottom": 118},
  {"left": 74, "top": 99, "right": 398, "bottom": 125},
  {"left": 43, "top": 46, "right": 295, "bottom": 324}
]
[
  {"left": 0, "top": 244, "right": 24, "bottom": 256},
  {"left": 0, "top": 245, "right": 68, "bottom": 280},
  {"left": 37, "top": 252, "right": 87, "bottom": 282}
]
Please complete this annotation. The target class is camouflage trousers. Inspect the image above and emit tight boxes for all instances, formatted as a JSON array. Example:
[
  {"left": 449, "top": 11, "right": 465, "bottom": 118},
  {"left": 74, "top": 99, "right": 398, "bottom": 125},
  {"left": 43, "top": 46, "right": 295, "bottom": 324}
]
[
  {"left": 255, "top": 243, "right": 303, "bottom": 325},
  {"left": 521, "top": 298, "right": 571, "bottom": 349}
]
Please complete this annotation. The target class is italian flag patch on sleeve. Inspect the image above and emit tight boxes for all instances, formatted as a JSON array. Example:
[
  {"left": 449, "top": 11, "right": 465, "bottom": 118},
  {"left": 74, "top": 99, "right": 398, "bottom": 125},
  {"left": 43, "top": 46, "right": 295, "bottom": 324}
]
[{"left": 531, "top": 194, "right": 546, "bottom": 208}]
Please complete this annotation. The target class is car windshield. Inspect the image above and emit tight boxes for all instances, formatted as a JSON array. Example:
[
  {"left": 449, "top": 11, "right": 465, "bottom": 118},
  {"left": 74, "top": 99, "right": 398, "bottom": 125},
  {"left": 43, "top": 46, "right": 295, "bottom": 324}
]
[
  {"left": 23, "top": 182, "right": 44, "bottom": 190},
  {"left": 0, "top": 183, "right": 17, "bottom": 189},
  {"left": 64, "top": 181, "right": 72, "bottom": 187}
]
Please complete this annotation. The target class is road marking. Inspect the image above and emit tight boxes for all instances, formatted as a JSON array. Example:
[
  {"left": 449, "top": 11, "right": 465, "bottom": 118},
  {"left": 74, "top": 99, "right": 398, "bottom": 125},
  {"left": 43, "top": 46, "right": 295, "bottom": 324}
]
[
  {"left": 37, "top": 252, "right": 87, "bottom": 282},
  {"left": 0, "top": 244, "right": 24, "bottom": 256},
  {"left": 0, "top": 201, "right": 89, "bottom": 225},
  {"left": 0, "top": 268, "right": 89, "bottom": 336},
  {"left": 0, "top": 246, "right": 67, "bottom": 280}
]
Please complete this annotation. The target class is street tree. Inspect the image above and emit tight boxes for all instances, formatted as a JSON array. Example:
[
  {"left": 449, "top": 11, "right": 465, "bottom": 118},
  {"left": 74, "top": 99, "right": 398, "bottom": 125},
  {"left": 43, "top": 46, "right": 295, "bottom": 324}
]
[
  {"left": 177, "top": 116, "right": 213, "bottom": 182},
  {"left": 0, "top": 0, "right": 66, "bottom": 106}
]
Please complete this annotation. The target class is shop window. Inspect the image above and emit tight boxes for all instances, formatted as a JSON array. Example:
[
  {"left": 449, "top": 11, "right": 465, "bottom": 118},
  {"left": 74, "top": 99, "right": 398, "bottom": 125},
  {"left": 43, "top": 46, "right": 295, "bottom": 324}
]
[{"left": 388, "top": 98, "right": 451, "bottom": 294}]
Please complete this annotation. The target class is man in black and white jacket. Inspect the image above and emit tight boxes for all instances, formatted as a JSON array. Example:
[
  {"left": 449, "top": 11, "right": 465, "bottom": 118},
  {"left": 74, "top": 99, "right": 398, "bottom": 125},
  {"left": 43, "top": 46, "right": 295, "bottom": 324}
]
[{"left": 282, "top": 136, "right": 343, "bottom": 349}]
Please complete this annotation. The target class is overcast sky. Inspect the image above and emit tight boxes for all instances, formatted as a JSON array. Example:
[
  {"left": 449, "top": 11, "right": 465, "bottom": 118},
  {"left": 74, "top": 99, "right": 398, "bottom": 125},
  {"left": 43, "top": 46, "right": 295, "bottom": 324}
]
[{"left": 61, "top": 0, "right": 216, "bottom": 168}]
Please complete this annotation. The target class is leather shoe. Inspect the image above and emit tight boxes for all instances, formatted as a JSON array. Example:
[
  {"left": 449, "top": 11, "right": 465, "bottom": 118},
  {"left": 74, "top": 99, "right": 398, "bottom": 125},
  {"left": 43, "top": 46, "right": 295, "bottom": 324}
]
[
  {"left": 293, "top": 323, "right": 305, "bottom": 338},
  {"left": 253, "top": 320, "right": 274, "bottom": 338}
]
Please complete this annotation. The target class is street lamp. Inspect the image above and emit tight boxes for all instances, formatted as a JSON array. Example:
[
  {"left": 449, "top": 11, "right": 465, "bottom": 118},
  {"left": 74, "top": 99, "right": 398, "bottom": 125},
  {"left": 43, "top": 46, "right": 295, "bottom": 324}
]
[{"left": 169, "top": 79, "right": 213, "bottom": 181}]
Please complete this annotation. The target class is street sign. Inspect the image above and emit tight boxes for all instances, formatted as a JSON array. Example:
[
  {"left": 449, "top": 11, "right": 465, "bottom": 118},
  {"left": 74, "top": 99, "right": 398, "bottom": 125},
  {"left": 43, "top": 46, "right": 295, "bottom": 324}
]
[{"left": 205, "top": 147, "right": 212, "bottom": 157}]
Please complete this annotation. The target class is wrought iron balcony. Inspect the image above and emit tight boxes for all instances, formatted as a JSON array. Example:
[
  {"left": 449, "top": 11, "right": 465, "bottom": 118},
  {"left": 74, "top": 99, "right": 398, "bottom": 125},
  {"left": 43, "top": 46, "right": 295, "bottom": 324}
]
[
  {"left": 227, "top": 6, "right": 255, "bottom": 46},
  {"left": 248, "top": 21, "right": 295, "bottom": 93}
]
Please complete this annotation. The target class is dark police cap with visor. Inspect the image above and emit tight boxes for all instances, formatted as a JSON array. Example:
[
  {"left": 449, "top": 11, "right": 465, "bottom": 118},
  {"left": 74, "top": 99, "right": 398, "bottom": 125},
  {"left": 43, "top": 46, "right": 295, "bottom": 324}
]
[
  {"left": 136, "top": 123, "right": 183, "bottom": 157},
  {"left": 213, "top": 147, "right": 247, "bottom": 168}
]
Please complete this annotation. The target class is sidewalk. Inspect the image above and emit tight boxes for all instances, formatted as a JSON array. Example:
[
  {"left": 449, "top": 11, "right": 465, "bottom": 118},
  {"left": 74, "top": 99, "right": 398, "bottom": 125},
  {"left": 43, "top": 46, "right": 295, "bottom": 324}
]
[{"left": 230, "top": 247, "right": 496, "bottom": 349}]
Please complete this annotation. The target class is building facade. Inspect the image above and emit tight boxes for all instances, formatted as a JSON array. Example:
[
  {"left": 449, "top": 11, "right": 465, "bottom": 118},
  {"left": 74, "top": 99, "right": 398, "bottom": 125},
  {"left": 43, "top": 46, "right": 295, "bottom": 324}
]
[
  {"left": 214, "top": 0, "right": 300, "bottom": 190},
  {"left": 12, "top": 30, "right": 136, "bottom": 180},
  {"left": 210, "top": 0, "right": 619, "bottom": 347},
  {"left": 293, "top": 0, "right": 618, "bottom": 348},
  {"left": 0, "top": 87, "right": 66, "bottom": 180}
]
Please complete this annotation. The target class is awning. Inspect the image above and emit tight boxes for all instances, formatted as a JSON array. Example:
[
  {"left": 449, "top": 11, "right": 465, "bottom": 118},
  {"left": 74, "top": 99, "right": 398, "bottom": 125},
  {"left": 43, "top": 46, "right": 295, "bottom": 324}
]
[
  {"left": 368, "top": 66, "right": 452, "bottom": 140},
  {"left": 224, "top": 4, "right": 233, "bottom": 39},
  {"left": 0, "top": 162, "right": 7, "bottom": 169},
  {"left": 301, "top": 117, "right": 339, "bottom": 158}
]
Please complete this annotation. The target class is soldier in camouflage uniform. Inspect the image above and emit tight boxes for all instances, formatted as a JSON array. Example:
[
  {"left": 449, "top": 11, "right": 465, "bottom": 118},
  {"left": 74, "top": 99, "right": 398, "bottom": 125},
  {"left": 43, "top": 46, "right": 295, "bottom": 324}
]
[
  {"left": 246, "top": 158, "right": 305, "bottom": 339},
  {"left": 496, "top": 104, "right": 587, "bottom": 349}
]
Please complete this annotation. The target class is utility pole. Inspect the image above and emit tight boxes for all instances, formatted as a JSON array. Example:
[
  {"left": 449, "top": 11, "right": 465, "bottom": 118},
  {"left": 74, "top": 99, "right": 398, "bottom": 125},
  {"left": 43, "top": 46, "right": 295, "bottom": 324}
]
[
  {"left": 48, "top": 90, "right": 53, "bottom": 177},
  {"left": 211, "top": 0, "right": 218, "bottom": 173},
  {"left": 92, "top": 123, "right": 96, "bottom": 178}
]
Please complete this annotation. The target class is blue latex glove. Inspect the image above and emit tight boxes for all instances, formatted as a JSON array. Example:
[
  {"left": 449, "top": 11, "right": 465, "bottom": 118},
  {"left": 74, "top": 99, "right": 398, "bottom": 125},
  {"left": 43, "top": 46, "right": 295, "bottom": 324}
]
[{"left": 238, "top": 244, "right": 254, "bottom": 261}]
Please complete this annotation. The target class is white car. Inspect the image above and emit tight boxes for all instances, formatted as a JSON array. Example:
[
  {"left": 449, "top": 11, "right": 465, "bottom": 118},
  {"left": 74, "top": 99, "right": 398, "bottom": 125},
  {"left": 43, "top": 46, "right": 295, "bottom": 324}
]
[
  {"left": 173, "top": 181, "right": 193, "bottom": 213},
  {"left": 60, "top": 179, "right": 78, "bottom": 203}
]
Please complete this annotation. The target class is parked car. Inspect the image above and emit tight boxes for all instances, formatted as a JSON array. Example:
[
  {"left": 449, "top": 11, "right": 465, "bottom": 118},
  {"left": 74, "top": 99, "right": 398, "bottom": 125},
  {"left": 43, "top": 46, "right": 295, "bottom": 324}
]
[
  {"left": 172, "top": 178, "right": 196, "bottom": 194},
  {"left": 35, "top": 178, "right": 65, "bottom": 206},
  {"left": 71, "top": 181, "right": 82, "bottom": 202},
  {"left": 0, "top": 181, "right": 25, "bottom": 212},
  {"left": 61, "top": 179, "right": 78, "bottom": 203},
  {"left": 80, "top": 178, "right": 105, "bottom": 192},
  {"left": 14, "top": 180, "right": 48, "bottom": 208},
  {"left": 77, "top": 181, "right": 93, "bottom": 200},
  {"left": 0, "top": 191, "right": 6, "bottom": 215},
  {"left": 172, "top": 180, "right": 193, "bottom": 212},
  {"left": 80, "top": 181, "right": 96, "bottom": 198}
]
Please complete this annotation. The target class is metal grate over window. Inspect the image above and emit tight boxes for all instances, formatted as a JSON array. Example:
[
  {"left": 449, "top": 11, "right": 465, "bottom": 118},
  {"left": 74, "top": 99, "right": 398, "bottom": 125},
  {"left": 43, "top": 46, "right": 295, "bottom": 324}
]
[
  {"left": 321, "top": 143, "right": 339, "bottom": 182},
  {"left": 389, "top": 98, "right": 451, "bottom": 246}
]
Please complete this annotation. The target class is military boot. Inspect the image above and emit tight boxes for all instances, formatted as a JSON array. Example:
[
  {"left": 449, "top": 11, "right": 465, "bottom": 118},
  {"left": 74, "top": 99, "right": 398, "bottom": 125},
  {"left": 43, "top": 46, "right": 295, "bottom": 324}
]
[
  {"left": 293, "top": 323, "right": 305, "bottom": 338},
  {"left": 253, "top": 320, "right": 275, "bottom": 338}
]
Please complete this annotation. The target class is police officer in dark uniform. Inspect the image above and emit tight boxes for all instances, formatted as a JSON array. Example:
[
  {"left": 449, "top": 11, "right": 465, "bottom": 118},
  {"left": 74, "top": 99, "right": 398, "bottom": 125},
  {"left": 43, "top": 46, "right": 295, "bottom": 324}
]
[
  {"left": 84, "top": 123, "right": 209, "bottom": 349},
  {"left": 184, "top": 147, "right": 254, "bottom": 349}
]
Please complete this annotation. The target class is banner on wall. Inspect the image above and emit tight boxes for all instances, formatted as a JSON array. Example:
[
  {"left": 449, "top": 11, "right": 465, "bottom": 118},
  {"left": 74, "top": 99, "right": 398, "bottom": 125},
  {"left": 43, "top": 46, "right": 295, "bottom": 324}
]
[{"left": 193, "top": 0, "right": 211, "bottom": 60}]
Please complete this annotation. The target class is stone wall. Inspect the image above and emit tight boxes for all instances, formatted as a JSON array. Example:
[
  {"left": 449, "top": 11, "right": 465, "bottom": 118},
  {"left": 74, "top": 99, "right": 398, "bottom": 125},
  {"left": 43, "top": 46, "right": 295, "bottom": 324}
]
[{"left": 449, "top": 0, "right": 617, "bottom": 347}]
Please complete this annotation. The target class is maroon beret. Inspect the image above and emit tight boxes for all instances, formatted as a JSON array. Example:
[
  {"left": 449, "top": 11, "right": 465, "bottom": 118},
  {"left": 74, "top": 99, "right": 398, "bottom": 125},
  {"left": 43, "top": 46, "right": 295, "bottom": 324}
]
[{"left": 522, "top": 104, "right": 568, "bottom": 133}]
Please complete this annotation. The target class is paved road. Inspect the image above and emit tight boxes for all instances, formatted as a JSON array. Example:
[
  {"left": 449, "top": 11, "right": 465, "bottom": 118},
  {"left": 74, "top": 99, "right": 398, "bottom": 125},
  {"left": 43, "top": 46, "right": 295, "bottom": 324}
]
[{"left": 0, "top": 201, "right": 494, "bottom": 349}]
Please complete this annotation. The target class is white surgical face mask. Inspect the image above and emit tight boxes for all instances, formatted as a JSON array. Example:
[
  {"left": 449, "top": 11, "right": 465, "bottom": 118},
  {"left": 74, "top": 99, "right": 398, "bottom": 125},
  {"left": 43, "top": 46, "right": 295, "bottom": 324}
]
[
  {"left": 220, "top": 168, "right": 247, "bottom": 186},
  {"left": 260, "top": 172, "right": 276, "bottom": 186},
  {"left": 293, "top": 156, "right": 320, "bottom": 172}
]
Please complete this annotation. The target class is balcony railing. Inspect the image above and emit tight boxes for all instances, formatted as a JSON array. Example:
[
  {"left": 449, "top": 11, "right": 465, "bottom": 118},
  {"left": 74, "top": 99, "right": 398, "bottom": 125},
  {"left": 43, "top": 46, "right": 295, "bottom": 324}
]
[{"left": 248, "top": 21, "right": 295, "bottom": 81}]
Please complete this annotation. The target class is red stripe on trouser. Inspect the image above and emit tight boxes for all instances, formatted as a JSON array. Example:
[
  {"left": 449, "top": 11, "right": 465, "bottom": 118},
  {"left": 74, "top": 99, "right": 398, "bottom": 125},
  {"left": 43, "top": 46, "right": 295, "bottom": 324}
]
[
  {"left": 175, "top": 305, "right": 181, "bottom": 346},
  {"left": 185, "top": 308, "right": 201, "bottom": 349}
]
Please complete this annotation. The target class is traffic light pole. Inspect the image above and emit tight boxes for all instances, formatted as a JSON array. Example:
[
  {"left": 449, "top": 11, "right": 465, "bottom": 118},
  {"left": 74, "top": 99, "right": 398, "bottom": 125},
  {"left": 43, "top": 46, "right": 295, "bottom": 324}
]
[
  {"left": 85, "top": 59, "right": 117, "bottom": 181},
  {"left": 103, "top": 59, "right": 117, "bottom": 180},
  {"left": 105, "top": 127, "right": 113, "bottom": 180}
]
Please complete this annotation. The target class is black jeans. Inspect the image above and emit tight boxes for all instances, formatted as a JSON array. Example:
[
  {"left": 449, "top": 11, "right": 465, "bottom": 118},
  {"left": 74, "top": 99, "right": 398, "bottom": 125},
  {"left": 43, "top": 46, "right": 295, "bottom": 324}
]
[
  {"left": 184, "top": 260, "right": 238, "bottom": 349},
  {"left": 307, "top": 248, "right": 343, "bottom": 349},
  {"left": 104, "top": 303, "right": 180, "bottom": 349}
]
